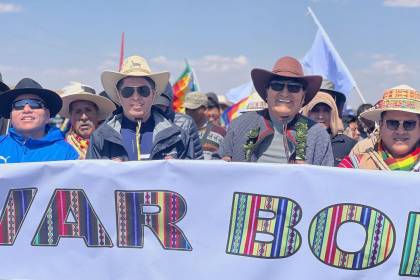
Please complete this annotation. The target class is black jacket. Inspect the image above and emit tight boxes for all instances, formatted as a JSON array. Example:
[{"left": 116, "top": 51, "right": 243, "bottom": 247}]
[
  {"left": 86, "top": 109, "right": 196, "bottom": 160},
  {"left": 331, "top": 133, "right": 357, "bottom": 166}
]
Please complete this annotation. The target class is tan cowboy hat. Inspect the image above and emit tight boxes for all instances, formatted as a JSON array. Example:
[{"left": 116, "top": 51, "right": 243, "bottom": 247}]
[
  {"left": 251, "top": 56, "right": 322, "bottom": 106},
  {"left": 101, "top": 55, "right": 170, "bottom": 105},
  {"left": 59, "top": 82, "right": 116, "bottom": 120},
  {"left": 360, "top": 85, "right": 420, "bottom": 121}
]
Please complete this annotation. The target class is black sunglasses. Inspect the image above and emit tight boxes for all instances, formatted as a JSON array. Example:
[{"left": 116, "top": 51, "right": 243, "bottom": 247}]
[
  {"left": 119, "top": 86, "right": 152, "bottom": 98},
  {"left": 12, "top": 98, "right": 46, "bottom": 111},
  {"left": 385, "top": 119, "right": 418, "bottom": 131},
  {"left": 269, "top": 80, "right": 305, "bottom": 93}
]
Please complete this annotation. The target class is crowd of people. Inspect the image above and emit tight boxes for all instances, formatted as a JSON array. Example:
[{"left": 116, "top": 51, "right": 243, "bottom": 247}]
[{"left": 0, "top": 54, "right": 418, "bottom": 172}]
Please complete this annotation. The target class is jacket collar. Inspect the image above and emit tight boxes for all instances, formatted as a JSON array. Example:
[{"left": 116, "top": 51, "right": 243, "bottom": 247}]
[{"left": 7, "top": 125, "right": 64, "bottom": 146}]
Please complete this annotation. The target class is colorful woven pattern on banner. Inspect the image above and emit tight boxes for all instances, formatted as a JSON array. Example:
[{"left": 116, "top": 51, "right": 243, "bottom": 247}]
[
  {"left": 309, "top": 204, "right": 395, "bottom": 270},
  {"left": 226, "top": 192, "right": 302, "bottom": 258},
  {"left": 0, "top": 189, "right": 36, "bottom": 245},
  {"left": 33, "top": 190, "right": 113, "bottom": 247},
  {"left": 399, "top": 212, "right": 420, "bottom": 277},
  {"left": 116, "top": 191, "right": 192, "bottom": 250}
]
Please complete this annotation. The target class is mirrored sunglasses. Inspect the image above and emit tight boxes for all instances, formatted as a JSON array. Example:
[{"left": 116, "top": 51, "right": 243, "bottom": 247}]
[{"left": 12, "top": 98, "right": 46, "bottom": 111}]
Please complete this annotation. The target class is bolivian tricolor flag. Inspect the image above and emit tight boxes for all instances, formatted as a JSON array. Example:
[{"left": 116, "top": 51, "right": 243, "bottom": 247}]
[{"left": 172, "top": 62, "right": 199, "bottom": 113}]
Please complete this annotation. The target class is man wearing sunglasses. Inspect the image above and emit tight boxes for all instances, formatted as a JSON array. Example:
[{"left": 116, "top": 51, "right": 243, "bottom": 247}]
[
  {"left": 339, "top": 85, "right": 420, "bottom": 171},
  {"left": 87, "top": 55, "right": 196, "bottom": 161},
  {"left": 218, "top": 56, "right": 333, "bottom": 165},
  {"left": 0, "top": 78, "right": 78, "bottom": 163}
]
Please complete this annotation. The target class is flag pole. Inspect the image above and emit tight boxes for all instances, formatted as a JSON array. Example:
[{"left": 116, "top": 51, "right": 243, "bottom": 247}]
[
  {"left": 185, "top": 58, "right": 201, "bottom": 91},
  {"left": 307, "top": 7, "right": 367, "bottom": 104},
  {"left": 118, "top": 32, "right": 125, "bottom": 71}
]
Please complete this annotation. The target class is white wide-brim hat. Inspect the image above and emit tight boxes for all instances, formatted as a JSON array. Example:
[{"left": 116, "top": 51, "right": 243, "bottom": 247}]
[
  {"left": 360, "top": 85, "right": 420, "bottom": 121},
  {"left": 59, "top": 82, "right": 116, "bottom": 120},
  {"left": 101, "top": 55, "right": 170, "bottom": 106}
]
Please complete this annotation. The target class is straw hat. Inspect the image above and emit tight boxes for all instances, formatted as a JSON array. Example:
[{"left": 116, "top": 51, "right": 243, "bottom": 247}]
[
  {"left": 360, "top": 85, "right": 420, "bottom": 121},
  {"left": 58, "top": 82, "right": 116, "bottom": 120},
  {"left": 101, "top": 55, "right": 170, "bottom": 105}
]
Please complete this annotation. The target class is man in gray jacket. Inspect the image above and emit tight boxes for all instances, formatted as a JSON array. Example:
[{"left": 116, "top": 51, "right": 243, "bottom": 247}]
[
  {"left": 219, "top": 56, "right": 334, "bottom": 166},
  {"left": 87, "top": 55, "right": 196, "bottom": 160}
]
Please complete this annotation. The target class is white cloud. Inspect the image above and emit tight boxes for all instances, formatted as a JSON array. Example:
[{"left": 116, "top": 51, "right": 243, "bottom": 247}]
[
  {"left": 368, "top": 54, "right": 414, "bottom": 76},
  {"left": 0, "top": 3, "right": 22, "bottom": 13},
  {"left": 384, "top": 0, "right": 420, "bottom": 7},
  {"left": 149, "top": 55, "right": 251, "bottom": 94}
]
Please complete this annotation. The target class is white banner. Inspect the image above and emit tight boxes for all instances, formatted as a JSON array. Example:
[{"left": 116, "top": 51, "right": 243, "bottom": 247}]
[{"left": 0, "top": 160, "right": 419, "bottom": 280}]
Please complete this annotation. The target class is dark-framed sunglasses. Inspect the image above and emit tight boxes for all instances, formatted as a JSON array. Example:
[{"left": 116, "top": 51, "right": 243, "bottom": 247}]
[
  {"left": 268, "top": 80, "right": 305, "bottom": 93},
  {"left": 119, "top": 86, "right": 152, "bottom": 98},
  {"left": 12, "top": 98, "right": 46, "bottom": 111},
  {"left": 385, "top": 119, "right": 418, "bottom": 131}
]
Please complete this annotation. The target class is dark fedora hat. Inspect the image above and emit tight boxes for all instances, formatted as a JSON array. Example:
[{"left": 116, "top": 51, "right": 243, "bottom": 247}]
[
  {"left": 251, "top": 56, "right": 322, "bottom": 106},
  {"left": 0, "top": 78, "right": 62, "bottom": 118},
  {"left": 319, "top": 79, "right": 346, "bottom": 118}
]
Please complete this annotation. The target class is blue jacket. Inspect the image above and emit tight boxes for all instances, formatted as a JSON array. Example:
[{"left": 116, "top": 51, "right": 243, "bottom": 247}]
[{"left": 0, "top": 126, "right": 79, "bottom": 164}]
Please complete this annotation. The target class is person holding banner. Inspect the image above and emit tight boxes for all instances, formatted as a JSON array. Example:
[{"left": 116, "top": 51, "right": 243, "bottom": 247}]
[
  {"left": 339, "top": 85, "right": 420, "bottom": 171},
  {"left": 87, "top": 55, "right": 196, "bottom": 161},
  {"left": 0, "top": 78, "right": 78, "bottom": 163},
  {"left": 302, "top": 80, "right": 356, "bottom": 166},
  {"left": 59, "top": 82, "right": 116, "bottom": 159},
  {"left": 218, "top": 56, "right": 333, "bottom": 165}
]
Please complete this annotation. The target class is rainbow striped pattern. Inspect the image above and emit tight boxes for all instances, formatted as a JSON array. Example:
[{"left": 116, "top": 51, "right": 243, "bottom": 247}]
[
  {"left": 381, "top": 146, "right": 420, "bottom": 171},
  {"left": 33, "top": 190, "right": 113, "bottom": 247},
  {"left": 226, "top": 192, "right": 302, "bottom": 258},
  {"left": 0, "top": 189, "right": 36, "bottom": 245},
  {"left": 309, "top": 204, "right": 395, "bottom": 269},
  {"left": 116, "top": 191, "right": 191, "bottom": 250},
  {"left": 172, "top": 64, "right": 198, "bottom": 113},
  {"left": 221, "top": 96, "right": 250, "bottom": 126},
  {"left": 399, "top": 212, "right": 420, "bottom": 276}
]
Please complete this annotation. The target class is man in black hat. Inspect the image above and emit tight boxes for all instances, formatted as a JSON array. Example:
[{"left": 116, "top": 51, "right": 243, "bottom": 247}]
[
  {"left": 205, "top": 92, "right": 222, "bottom": 126},
  {"left": 0, "top": 78, "right": 78, "bottom": 163}
]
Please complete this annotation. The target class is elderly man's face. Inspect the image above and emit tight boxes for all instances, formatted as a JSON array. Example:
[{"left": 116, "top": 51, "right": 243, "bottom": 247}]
[
  {"left": 117, "top": 77, "right": 155, "bottom": 122},
  {"left": 266, "top": 79, "right": 305, "bottom": 121},
  {"left": 380, "top": 111, "right": 420, "bottom": 158},
  {"left": 70, "top": 100, "right": 99, "bottom": 139},
  {"left": 10, "top": 94, "right": 50, "bottom": 139},
  {"left": 206, "top": 106, "right": 221, "bottom": 126}
]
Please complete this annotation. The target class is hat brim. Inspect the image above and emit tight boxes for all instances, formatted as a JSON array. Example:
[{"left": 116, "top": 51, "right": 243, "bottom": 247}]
[
  {"left": 0, "top": 82, "right": 9, "bottom": 93},
  {"left": 59, "top": 93, "right": 116, "bottom": 120},
  {"left": 0, "top": 88, "right": 62, "bottom": 118},
  {"left": 319, "top": 89, "right": 346, "bottom": 117},
  {"left": 360, "top": 107, "right": 420, "bottom": 122},
  {"left": 251, "top": 69, "right": 322, "bottom": 106},
  {"left": 101, "top": 71, "right": 170, "bottom": 105}
]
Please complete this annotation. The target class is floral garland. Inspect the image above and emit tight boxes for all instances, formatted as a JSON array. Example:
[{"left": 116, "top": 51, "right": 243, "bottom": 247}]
[
  {"left": 243, "top": 127, "right": 260, "bottom": 162},
  {"left": 294, "top": 116, "right": 308, "bottom": 161}
]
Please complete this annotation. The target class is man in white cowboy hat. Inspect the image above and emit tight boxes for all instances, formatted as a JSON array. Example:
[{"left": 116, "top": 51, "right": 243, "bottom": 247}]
[
  {"left": 339, "top": 85, "right": 420, "bottom": 171},
  {"left": 59, "top": 82, "right": 116, "bottom": 159},
  {"left": 0, "top": 78, "right": 78, "bottom": 163},
  {"left": 218, "top": 56, "right": 333, "bottom": 165},
  {"left": 87, "top": 55, "right": 196, "bottom": 161}
]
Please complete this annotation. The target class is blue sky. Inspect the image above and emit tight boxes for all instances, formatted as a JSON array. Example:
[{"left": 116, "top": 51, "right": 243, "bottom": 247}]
[{"left": 0, "top": 0, "right": 419, "bottom": 108}]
